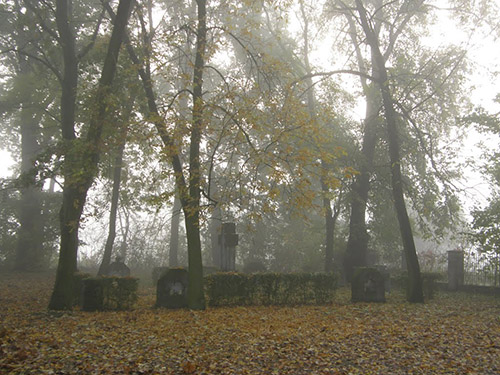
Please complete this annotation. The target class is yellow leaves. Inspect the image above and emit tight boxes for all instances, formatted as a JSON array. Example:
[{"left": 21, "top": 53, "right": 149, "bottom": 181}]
[
  {"left": 181, "top": 360, "right": 197, "bottom": 374},
  {"left": 342, "top": 166, "right": 359, "bottom": 180},
  {"left": 268, "top": 187, "right": 280, "bottom": 199}
]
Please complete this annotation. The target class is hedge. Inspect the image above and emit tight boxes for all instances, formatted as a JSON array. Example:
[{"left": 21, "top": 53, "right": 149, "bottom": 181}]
[
  {"left": 81, "top": 276, "right": 139, "bottom": 311},
  {"left": 204, "top": 272, "right": 337, "bottom": 307},
  {"left": 392, "top": 271, "right": 444, "bottom": 300}
]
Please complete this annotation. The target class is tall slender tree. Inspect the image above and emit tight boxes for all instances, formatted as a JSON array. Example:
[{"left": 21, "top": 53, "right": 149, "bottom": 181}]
[
  {"left": 98, "top": 107, "right": 130, "bottom": 275},
  {"left": 13, "top": 3, "right": 44, "bottom": 271},
  {"left": 354, "top": 0, "right": 424, "bottom": 301},
  {"left": 49, "top": 0, "right": 134, "bottom": 310},
  {"left": 109, "top": 0, "right": 206, "bottom": 309}
]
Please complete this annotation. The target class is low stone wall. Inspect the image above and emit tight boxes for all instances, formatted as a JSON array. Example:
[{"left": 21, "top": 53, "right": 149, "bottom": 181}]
[{"left": 436, "top": 282, "right": 500, "bottom": 297}]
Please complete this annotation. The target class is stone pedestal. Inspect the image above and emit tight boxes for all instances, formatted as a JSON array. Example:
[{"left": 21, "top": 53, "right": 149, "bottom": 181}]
[
  {"left": 351, "top": 267, "right": 386, "bottom": 303},
  {"left": 156, "top": 268, "right": 189, "bottom": 308},
  {"left": 218, "top": 222, "right": 239, "bottom": 271},
  {"left": 448, "top": 250, "right": 464, "bottom": 291}
]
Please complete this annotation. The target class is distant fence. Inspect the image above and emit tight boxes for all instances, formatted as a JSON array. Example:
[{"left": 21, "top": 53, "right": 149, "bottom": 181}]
[
  {"left": 419, "top": 247, "right": 499, "bottom": 291},
  {"left": 464, "top": 249, "right": 499, "bottom": 287}
]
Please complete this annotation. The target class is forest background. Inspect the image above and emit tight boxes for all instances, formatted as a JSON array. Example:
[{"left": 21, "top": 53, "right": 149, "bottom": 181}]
[{"left": 1, "top": 0, "right": 500, "bottom": 309}]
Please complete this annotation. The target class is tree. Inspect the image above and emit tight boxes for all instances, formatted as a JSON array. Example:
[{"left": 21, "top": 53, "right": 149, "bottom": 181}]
[
  {"left": 329, "top": 0, "right": 397, "bottom": 280},
  {"left": 353, "top": 0, "right": 424, "bottom": 301},
  {"left": 0, "top": 1, "right": 55, "bottom": 271},
  {"left": 109, "top": 0, "right": 206, "bottom": 309},
  {"left": 324, "top": 0, "right": 470, "bottom": 291},
  {"left": 296, "top": 0, "right": 348, "bottom": 273},
  {"left": 98, "top": 104, "right": 131, "bottom": 276},
  {"left": 467, "top": 106, "right": 500, "bottom": 286},
  {"left": 168, "top": 193, "right": 182, "bottom": 267},
  {"left": 49, "top": 0, "right": 134, "bottom": 310}
]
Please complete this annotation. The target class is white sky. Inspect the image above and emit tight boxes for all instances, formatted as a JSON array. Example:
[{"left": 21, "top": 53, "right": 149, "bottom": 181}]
[{"left": 0, "top": 150, "right": 14, "bottom": 178}]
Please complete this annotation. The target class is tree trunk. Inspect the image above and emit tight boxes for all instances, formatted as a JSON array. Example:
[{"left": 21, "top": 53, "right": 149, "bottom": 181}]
[
  {"left": 323, "top": 189, "right": 335, "bottom": 273},
  {"left": 49, "top": 0, "right": 134, "bottom": 310},
  {"left": 299, "top": 1, "right": 337, "bottom": 273},
  {"left": 342, "top": 9, "right": 382, "bottom": 282},
  {"left": 98, "top": 130, "right": 127, "bottom": 276},
  {"left": 13, "top": 6, "right": 44, "bottom": 271},
  {"left": 343, "top": 97, "right": 378, "bottom": 281},
  {"left": 169, "top": 33, "right": 190, "bottom": 269},
  {"left": 355, "top": 0, "right": 423, "bottom": 302},
  {"left": 15, "top": 98, "right": 44, "bottom": 271},
  {"left": 49, "top": 0, "right": 81, "bottom": 310},
  {"left": 168, "top": 192, "right": 181, "bottom": 267},
  {"left": 117, "top": 0, "right": 206, "bottom": 309},
  {"left": 184, "top": 0, "right": 207, "bottom": 310}
]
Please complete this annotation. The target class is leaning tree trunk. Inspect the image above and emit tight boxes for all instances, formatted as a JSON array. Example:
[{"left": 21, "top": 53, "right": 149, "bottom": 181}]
[
  {"left": 49, "top": 0, "right": 134, "bottom": 310},
  {"left": 116, "top": 0, "right": 206, "bottom": 309},
  {"left": 169, "top": 33, "right": 191, "bottom": 269},
  {"left": 168, "top": 192, "right": 181, "bottom": 267},
  {"left": 356, "top": 0, "right": 423, "bottom": 302},
  {"left": 98, "top": 126, "right": 127, "bottom": 276}
]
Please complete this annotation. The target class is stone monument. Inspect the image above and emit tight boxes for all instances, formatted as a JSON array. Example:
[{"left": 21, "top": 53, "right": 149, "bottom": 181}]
[
  {"left": 218, "top": 222, "right": 239, "bottom": 271},
  {"left": 351, "top": 267, "right": 386, "bottom": 302},
  {"left": 156, "top": 268, "right": 189, "bottom": 308},
  {"left": 447, "top": 250, "right": 464, "bottom": 291},
  {"left": 106, "top": 256, "right": 131, "bottom": 277}
]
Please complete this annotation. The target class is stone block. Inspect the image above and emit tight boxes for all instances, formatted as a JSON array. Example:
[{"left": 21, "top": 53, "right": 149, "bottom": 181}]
[{"left": 351, "top": 267, "right": 386, "bottom": 303}]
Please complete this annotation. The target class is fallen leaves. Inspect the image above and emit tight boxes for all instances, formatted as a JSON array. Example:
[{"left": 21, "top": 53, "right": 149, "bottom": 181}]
[{"left": 0, "top": 272, "right": 499, "bottom": 374}]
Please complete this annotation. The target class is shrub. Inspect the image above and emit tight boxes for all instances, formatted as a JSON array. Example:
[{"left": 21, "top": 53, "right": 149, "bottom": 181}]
[
  {"left": 392, "top": 271, "right": 443, "bottom": 300},
  {"left": 242, "top": 260, "right": 267, "bottom": 274},
  {"left": 421, "top": 272, "right": 443, "bottom": 299},
  {"left": 204, "top": 272, "right": 337, "bottom": 307},
  {"left": 81, "top": 276, "right": 138, "bottom": 311},
  {"left": 73, "top": 272, "right": 91, "bottom": 306}
]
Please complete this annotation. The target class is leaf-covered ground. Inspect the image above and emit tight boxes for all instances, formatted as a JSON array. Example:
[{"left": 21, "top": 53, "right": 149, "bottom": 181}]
[{"left": 1, "top": 273, "right": 499, "bottom": 374}]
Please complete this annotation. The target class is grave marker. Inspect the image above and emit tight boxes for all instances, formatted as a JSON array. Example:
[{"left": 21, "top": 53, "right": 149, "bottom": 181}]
[
  {"left": 351, "top": 267, "right": 386, "bottom": 302},
  {"left": 156, "top": 268, "right": 189, "bottom": 308}
]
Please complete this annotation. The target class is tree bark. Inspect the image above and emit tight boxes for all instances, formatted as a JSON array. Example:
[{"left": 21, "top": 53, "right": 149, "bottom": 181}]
[
  {"left": 98, "top": 127, "right": 127, "bottom": 276},
  {"left": 184, "top": 0, "right": 207, "bottom": 310},
  {"left": 343, "top": 97, "right": 378, "bottom": 280},
  {"left": 15, "top": 80, "right": 44, "bottom": 271},
  {"left": 116, "top": 0, "right": 206, "bottom": 309},
  {"left": 168, "top": 192, "right": 181, "bottom": 267},
  {"left": 323, "top": 185, "right": 335, "bottom": 273},
  {"left": 48, "top": 0, "right": 81, "bottom": 310},
  {"left": 49, "top": 0, "right": 134, "bottom": 310},
  {"left": 342, "top": 9, "right": 382, "bottom": 282},
  {"left": 13, "top": 3, "right": 45, "bottom": 271},
  {"left": 355, "top": 0, "right": 423, "bottom": 302}
]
